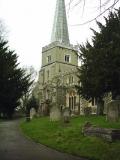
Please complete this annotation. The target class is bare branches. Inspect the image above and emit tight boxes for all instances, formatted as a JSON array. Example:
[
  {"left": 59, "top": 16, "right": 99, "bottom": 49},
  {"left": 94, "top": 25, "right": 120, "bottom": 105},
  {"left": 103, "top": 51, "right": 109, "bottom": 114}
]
[
  {"left": 68, "top": 0, "right": 120, "bottom": 26},
  {"left": 0, "top": 20, "right": 7, "bottom": 40},
  {"left": 100, "top": 0, "right": 102, "bottom": 12},
  {"left": 99, "top": 0, "right": 111, "bottom": 9},
  {"left": 67, "top": 0, "right": 83, "bottom": 10},
  {"left": 68, "top": 0, "right": 72, "bottom": 12},
  {"left": 82, "top": 0, "right": 86, "bottom": 16}
]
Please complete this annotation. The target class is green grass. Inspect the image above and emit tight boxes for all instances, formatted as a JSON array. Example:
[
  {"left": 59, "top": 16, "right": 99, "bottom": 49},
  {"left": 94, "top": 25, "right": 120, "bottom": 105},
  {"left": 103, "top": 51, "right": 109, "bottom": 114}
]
[
  {"left": 20, "top": 116, "right": 120, "bottom": 160},
  {"left": 0, "top": 119, "right": 3, "bottom": 122}
]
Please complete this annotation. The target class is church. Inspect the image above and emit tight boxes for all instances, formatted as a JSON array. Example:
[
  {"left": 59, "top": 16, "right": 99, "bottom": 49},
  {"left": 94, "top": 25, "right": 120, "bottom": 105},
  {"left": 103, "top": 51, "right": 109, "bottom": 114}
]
[{"left": 34, "top": 0, "right": 97, "bottom": 116}]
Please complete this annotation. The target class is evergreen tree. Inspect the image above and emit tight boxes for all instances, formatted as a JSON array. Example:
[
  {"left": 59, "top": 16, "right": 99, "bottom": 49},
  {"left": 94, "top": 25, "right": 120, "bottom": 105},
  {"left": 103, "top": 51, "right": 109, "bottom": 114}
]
[
  {"left": 0, "top": 39, "right": 32, "bottom": 118},
  {"left": 77, "top": 8, "right": 120, "bottom": 114}
]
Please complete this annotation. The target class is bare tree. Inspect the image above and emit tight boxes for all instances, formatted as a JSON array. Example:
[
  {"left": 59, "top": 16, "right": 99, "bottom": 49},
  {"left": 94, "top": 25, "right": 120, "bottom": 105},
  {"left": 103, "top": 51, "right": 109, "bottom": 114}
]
[
  {"left": 67, "top": 0, "right": 120, "bottom": 25},
  {"left": 0, "top": 20, "right": 8, "bottom": 40},
  {"left": 20, "top": 66, "right": 37, "bottom": 113}
]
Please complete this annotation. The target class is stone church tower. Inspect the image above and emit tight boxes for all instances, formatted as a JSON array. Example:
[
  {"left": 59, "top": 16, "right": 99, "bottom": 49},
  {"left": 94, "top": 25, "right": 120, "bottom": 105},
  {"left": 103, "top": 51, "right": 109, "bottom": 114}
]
[{"left": 35, "top": 0, "right": 84, "bottom": 115}]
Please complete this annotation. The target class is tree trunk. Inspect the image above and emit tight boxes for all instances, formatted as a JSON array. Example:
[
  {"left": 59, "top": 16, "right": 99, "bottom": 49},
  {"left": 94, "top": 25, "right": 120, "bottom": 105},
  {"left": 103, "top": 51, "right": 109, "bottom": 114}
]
[
  {"left": 96, "top": 98, "right": 104, "bottom": 115},
  {"left": 78, "top": 94, "right": 80, "bottom": 115}
]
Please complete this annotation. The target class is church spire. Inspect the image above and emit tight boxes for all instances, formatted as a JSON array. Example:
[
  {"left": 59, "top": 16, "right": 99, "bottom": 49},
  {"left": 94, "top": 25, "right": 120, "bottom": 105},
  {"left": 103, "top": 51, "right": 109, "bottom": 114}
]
[{"left": 51, "top": 0, "right": 70, "bottom": 45}]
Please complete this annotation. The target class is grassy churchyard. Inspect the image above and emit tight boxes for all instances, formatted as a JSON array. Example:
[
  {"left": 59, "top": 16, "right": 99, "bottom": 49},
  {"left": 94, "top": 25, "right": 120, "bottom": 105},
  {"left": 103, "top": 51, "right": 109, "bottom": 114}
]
[{"left": 20, "top": 116, "right": 120, "bottom": 160}]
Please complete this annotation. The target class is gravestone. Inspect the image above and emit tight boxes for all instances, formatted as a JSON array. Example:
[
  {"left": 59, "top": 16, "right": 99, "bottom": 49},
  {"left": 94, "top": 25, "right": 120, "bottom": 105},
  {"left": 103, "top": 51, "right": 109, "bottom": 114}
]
[
  {"left": 30, "top": 108, "right": 36, "bottom": 119},
  {"left": 107, "top": 100, "right": 120, "bottom": 122},
  {"left": 84, "top": 107, "right": 92, "bottom": 116},
  {"left": 50, "top": 105, "right": 61, "bottom": 121},
  {"left": 62, "top": 107, "right": 71, "bottom": 123},
  {"left": 83, "top": 123, "right": 120, "bottom": 142}
]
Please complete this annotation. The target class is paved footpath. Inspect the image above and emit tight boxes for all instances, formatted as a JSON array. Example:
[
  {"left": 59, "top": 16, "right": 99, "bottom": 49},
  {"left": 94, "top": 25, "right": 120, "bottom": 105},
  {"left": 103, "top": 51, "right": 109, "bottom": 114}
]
[{"left": 0, "top": 119, "right": 87, "bottom": 160}]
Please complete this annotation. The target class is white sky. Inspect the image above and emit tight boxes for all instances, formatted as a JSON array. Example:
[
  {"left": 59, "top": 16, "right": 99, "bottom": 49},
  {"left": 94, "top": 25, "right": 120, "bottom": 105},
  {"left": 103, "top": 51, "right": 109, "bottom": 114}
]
[{"left": 0, "top": 0, "right": 119, "bottom": 71}]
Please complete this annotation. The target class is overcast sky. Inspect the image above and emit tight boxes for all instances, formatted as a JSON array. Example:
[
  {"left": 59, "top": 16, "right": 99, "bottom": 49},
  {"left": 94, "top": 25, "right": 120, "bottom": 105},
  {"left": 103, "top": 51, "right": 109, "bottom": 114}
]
[{"left": 0, "top": 0, "right": 119, "bottom": 71}]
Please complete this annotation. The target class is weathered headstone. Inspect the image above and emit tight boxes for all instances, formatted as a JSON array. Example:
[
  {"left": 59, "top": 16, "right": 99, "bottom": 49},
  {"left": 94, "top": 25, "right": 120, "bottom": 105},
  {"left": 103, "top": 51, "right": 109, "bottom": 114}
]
[
  {"left": 26, "top": 112, "right": 30, "bottom": 122},
  {"left": 84, "top": 107, "right": 92, "bottom": 116},
  {"left": 30, "top": 108, "right": 36, "bottom": 119},
  {"left": 107, "top": 100, "right": 120, "bottom": 122},
  {"left": 50, "top": 105, "right": 61, "bottom": 121},
  {"left": 62, "top": 107, "right": 71, "bottom": 123},
  {"left": 83, "top": 123, "right": 120, "bottom": 142}
]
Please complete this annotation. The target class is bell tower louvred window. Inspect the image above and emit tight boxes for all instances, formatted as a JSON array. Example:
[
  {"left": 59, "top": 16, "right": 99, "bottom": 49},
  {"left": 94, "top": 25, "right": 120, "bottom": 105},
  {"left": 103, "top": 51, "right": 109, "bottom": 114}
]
[{"left": 65, "top": 55, "right": 70, "bottom": 63}]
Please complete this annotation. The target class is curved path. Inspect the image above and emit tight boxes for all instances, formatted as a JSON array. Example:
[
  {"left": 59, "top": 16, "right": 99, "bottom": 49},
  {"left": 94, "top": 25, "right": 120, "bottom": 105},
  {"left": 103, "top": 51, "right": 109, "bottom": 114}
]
[{"left": 0, "top": 119, "right": 87, "bottom": 160}]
